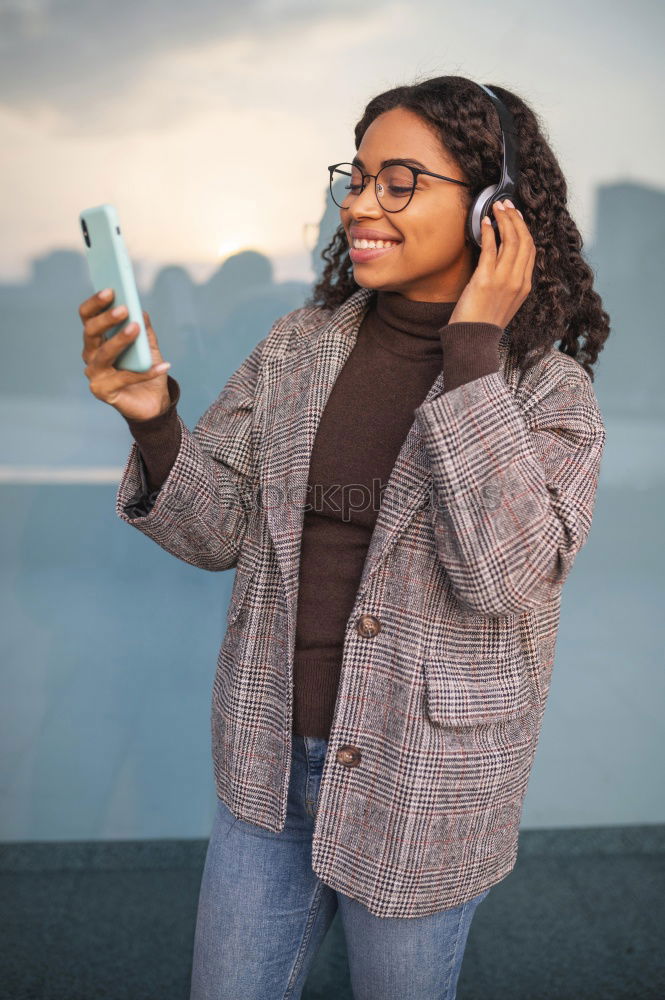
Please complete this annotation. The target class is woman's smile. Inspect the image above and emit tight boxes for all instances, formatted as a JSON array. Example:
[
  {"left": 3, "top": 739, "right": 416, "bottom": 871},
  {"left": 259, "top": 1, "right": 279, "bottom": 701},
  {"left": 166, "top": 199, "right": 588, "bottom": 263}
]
[
  {"left": 348, "top": 225, "right": 403, "bottom": 263},
  {"left": 349, "top": 241, "right": 402, "bottom": 263}
]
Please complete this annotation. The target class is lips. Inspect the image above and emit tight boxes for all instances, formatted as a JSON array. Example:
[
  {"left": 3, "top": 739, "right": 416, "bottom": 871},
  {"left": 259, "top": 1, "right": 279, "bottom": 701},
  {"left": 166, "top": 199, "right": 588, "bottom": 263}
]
[
  {"left": 349, "top": 243, "right": 401, "bottom": 263},
  {"left": 349, "top": 228, "right": 402, "bottom": 243}
]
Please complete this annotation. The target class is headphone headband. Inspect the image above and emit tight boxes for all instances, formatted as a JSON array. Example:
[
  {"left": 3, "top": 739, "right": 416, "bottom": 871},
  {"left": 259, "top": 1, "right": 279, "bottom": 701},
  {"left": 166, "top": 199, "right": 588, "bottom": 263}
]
[{"left": 467, "top": 83, "right": 520, "bottom": 247}]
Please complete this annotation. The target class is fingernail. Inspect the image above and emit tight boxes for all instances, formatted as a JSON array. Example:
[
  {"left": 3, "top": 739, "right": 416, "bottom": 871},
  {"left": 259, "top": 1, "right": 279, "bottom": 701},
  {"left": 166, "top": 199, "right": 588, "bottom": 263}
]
[
  {"left": 494, "top": 201, "right": 505, "bottom": 211},
  {"left": 517, "top": 209, "right": 523, "bottom": 219},
  {"left": 155, "top": 362, "right": 170, "bottom": 372},
  {"left": 504, "top": 199, "right": 515, "bottom": 209},
  {"left": 100, "top": 288, "right": 112, "bottom": 298}
]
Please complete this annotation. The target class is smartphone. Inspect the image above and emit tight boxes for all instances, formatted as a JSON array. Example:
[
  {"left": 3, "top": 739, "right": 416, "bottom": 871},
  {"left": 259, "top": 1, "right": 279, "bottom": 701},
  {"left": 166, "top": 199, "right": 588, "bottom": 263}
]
[{"left": 78, "top": 203, "right": 152, "bottom": 372}]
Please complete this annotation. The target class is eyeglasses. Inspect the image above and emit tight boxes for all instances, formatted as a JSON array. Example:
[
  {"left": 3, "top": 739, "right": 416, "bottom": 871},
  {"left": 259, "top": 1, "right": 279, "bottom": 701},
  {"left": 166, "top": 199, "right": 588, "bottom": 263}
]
[{"left": 327, "top": 161, "right": 471, "bottom": 213}]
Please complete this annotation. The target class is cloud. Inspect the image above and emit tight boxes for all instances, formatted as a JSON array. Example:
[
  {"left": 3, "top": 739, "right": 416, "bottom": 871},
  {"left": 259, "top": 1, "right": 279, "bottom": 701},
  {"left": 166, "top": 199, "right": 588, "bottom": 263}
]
[{"left": 0, "top": 0, "right": 384, "bottom": 130}]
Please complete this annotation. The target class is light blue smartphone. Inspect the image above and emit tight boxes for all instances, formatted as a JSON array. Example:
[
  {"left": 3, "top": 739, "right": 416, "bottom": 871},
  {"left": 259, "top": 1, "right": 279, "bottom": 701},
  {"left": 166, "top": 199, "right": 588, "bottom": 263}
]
[{"left": 78, "top": 203, "right": 152, "bottom": 372}]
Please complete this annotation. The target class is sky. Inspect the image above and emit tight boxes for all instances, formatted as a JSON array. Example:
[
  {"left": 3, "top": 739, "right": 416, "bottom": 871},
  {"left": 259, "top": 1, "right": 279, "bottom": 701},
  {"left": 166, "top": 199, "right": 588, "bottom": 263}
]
[{"left": 1, "top": 0, "right": 663, "bottom": 287}]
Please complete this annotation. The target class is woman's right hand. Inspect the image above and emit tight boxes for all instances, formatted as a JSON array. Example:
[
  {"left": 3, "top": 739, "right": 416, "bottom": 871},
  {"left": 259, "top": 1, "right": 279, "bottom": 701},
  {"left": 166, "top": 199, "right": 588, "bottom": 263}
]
[{"left": 80, "top": 288, "right": 173, "bottom": 421}]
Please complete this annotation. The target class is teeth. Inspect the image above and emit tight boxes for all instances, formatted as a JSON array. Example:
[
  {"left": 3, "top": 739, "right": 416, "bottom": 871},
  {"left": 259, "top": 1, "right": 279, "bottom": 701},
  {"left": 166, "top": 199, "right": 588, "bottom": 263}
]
[{"left": 353, "top": 239, "right": 399, "bottom": 249}]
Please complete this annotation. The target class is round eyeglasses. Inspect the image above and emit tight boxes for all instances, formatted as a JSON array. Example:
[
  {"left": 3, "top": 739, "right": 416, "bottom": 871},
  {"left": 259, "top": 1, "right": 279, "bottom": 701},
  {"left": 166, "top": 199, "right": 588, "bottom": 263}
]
[{"left": 328, "top": 161, "right": 471, "bottom": 213}]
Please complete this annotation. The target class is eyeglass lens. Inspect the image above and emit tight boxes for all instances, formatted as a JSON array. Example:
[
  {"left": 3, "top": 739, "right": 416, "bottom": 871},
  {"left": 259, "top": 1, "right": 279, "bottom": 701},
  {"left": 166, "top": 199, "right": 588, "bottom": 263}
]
[{"left": 330, "top": 163, "right": 415, "bottom": 212}]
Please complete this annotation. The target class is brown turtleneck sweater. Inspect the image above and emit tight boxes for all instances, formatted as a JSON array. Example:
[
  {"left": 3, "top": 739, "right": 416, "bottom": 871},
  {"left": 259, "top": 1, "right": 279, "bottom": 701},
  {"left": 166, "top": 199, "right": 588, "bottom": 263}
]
[{"left": 124, "top": 292, "right": 503, "bottom": 738}]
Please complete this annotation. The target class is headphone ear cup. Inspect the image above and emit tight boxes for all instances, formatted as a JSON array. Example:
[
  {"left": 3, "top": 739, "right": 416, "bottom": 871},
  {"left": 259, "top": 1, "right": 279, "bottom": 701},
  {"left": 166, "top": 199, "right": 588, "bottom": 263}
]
[{"left": 468, "top": 184, "right": 500, "bottom": 247}]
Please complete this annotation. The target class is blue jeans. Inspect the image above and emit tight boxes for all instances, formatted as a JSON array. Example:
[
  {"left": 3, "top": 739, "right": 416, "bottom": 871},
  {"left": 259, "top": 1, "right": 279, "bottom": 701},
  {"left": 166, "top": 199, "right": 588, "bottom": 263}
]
[{"left": 189, "top": 734, "right": 490, "bottom": 1000}]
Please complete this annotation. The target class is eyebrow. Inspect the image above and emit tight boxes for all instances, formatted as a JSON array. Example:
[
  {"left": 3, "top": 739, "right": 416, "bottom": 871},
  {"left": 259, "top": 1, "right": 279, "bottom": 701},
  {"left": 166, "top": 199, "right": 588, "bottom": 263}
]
[{"left": 352, "top": 155, "right": 428, "bottom": 170}]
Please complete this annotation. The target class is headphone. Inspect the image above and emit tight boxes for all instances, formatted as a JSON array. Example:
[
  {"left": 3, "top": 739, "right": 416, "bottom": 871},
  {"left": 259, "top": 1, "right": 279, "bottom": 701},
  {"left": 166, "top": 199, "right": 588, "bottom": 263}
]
[{"left": 466, "top": 83, "right": 520, "bottom": 248}]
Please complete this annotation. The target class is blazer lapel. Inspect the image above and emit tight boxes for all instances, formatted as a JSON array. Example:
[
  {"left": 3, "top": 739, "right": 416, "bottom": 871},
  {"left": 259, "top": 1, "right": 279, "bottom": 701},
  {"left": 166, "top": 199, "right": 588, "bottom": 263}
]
[
  {"left": 357, "top": 324, "right": 512, "bottom": 598},
  {"left": 258, "top": 288, "right": 374, "bottom": 627},
  {"left": 258, "top": 285, "right": 512, "bottom": 629}
]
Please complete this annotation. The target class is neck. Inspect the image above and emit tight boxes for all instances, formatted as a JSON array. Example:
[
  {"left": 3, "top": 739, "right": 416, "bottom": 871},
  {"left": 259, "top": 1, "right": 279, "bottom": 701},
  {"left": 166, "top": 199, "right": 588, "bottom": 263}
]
[
  {"left": 376, "top": 289, "right": 457, "bottom": 325},
  {"left": 366, "top": 290, "right": 456, "bottom": 358}
]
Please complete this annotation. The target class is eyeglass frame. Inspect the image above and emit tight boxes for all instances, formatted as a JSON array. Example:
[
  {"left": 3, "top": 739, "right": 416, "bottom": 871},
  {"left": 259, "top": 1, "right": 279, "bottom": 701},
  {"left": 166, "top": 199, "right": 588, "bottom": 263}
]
[{"left": 327, "top": 160, "right": 472, "bottom": 213}]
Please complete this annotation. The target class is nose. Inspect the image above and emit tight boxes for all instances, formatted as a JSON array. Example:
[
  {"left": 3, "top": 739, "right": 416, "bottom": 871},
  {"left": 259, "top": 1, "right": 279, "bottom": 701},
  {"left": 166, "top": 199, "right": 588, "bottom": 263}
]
[{"left": 347, "top": 178, "right": 383, "bottom": 220}]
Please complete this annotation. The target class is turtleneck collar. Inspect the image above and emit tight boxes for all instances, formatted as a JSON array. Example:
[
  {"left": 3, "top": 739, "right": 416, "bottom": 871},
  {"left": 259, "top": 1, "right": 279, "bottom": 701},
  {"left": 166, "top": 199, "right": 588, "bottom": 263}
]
[{"left": 364, "top": 290, "right": 457, "bottom": 360}]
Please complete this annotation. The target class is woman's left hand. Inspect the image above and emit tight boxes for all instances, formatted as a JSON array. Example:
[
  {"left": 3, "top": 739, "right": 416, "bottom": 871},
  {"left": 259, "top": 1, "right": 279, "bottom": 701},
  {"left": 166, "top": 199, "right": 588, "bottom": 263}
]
[{"left": 448, "top": 199, "right": 536, "bottom": 328}]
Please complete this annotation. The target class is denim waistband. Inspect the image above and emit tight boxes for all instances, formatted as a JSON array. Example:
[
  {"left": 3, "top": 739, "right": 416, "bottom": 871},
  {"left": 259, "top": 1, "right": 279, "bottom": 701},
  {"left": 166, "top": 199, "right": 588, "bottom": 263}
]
[{"left": 291, "top": 732, "right": 328, "bottom": 765}]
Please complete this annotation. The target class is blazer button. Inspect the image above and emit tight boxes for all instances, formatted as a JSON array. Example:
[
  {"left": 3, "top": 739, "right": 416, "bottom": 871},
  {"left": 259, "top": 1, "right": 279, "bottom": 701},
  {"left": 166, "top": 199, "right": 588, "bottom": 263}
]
[
  {"left": 336, "top": 744, "right": 362, "bottom": 768},
  {"left": 356, "top": 613, "right": 381, "bottom": 638}
]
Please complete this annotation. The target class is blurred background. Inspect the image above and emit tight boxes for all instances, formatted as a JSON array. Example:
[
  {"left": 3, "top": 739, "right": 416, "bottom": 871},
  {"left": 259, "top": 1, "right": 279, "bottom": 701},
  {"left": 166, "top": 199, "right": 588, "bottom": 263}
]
[{"left": 1, "top": 1, "right": 663, "bottom": 998}]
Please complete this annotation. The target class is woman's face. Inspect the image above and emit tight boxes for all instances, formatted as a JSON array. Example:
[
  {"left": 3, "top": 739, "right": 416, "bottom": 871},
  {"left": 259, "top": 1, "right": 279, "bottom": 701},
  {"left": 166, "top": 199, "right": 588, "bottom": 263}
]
[{"left": 340, "top": 106, "right": 475, "bottom": 302}]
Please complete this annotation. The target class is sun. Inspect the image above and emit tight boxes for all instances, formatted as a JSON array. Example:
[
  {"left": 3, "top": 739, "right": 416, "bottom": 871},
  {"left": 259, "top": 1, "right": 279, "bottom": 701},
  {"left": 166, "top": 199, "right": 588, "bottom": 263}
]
[{"left": 217, "top": 239, "right": 247, "bottom": 260}]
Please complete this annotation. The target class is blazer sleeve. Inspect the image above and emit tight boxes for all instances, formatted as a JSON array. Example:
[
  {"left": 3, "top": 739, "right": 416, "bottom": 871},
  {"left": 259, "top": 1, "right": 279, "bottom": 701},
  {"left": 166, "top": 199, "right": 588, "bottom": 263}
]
[
  {"left": 114, "top": 332, "right": 267, "bottom": 572},
  {"left": 413, "top": 354, "right": 606, "bottom": 617}
]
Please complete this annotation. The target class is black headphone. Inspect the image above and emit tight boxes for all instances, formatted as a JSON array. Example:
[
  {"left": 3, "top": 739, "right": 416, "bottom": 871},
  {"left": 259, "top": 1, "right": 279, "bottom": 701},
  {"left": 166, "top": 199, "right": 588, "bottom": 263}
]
[{"left": 466, "top": 83, "right": 520, "bottom": 248}]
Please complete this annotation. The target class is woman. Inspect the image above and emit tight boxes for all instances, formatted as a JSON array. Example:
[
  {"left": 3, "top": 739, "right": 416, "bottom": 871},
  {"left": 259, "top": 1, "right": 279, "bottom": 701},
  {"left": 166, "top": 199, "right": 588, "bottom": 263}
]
[{"left": 79, "top": 76, "right": 608, "bottom": 1000}]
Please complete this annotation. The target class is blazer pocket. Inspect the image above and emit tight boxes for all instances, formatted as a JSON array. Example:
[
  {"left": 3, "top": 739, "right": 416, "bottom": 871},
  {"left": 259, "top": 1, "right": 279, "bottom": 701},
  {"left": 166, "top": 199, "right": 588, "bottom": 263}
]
[
  {"left": 423, "top": 652, "right": 536, "bottom": 727},
  {"left": 226, "top": 566, "right": 254, "bottom": 626}
]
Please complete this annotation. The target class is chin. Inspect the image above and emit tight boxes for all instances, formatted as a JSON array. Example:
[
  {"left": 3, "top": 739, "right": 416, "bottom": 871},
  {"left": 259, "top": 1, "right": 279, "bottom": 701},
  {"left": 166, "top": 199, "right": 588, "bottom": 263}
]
[
  {"left": 357, "top": 277, "right": 405, "bottom": 294},
  {"left": 353, "top": 270, "right": 399, "bottom": 292}
]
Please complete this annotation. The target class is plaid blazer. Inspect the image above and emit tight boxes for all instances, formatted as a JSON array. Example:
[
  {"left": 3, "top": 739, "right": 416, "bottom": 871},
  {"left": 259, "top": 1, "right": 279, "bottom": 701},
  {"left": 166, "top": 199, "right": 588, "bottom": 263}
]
[{"left": 116, "top": 285, "right": 606, "bottom": 918}]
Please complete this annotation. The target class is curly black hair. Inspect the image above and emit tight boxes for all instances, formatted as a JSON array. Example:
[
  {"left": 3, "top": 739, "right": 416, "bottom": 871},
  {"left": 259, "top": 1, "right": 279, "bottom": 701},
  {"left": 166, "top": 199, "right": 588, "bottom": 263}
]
[{"left": 305, "top": 75, "right": 610, "bottom": 382}]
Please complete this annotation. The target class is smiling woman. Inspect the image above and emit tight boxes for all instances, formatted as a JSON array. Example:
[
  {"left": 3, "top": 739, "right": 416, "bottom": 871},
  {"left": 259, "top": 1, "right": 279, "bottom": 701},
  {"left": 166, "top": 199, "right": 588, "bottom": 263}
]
[
  {"left": 326, "top": 115, "right": 483, "bottom": 305},
  {"left": 312, "top": 76, "right": 610, "bottom": 382},
  {"left": 93, "top": 73, "right": 610, "bottom": 1000}
]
